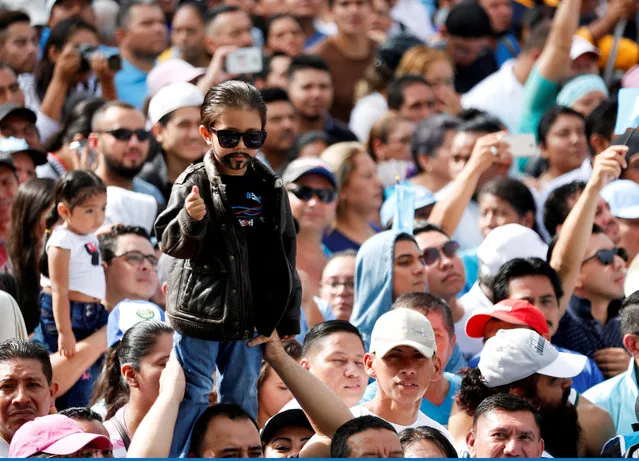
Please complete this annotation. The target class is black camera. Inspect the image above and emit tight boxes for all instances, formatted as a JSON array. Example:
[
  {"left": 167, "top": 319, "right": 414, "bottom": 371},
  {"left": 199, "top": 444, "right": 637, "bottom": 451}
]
[{"left": 77, "top": 44, "right": 122, "bottom": 73}]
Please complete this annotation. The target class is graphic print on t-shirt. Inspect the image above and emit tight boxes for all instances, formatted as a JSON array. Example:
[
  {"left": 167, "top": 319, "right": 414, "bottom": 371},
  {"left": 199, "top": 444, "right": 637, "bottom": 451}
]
[
  {"left": 232, "top": 191, "right": 263, "bottom": 227},
  {"left": 84, "top": 242, "right": 100, "bottom": 266}
]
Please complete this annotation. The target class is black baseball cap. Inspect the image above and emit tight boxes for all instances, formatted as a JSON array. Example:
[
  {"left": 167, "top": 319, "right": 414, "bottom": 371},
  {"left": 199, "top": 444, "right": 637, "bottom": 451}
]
[
  {"left": 0, "top": 104, "right": 37, "bottom": 124},
  {"left": 260, "top": 409, "right": 314, "bottom": 445},
  {"left": 376, "top": 33, "right": 425, "bottom": 77},
  {"left": 445, "top": 1, "right": 493, "bottom": 38},
  {"left": 0, "top": 137, "right": 47, "bottom": 166},
  {"left": 0, "top": 152, "right": 16, "bottom": 172}
]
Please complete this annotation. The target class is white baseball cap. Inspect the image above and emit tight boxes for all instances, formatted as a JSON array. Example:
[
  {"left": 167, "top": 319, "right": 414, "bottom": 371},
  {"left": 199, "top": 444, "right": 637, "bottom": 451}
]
[
  {"left": 570, "top": 35, "right": 600, "bottom": 60},
  {"left": 479, "top": 329, "right": 587, "bottom": 388},
  {"left": 477, "top": 224, "right": 548, "bottom": 278},
  {"left": 601, "top": 179, "right": 639, "bottom": 220},
  {"left": 146, "top": 59, "right": 206, "bottom": 97},
  {"left": 370, "top": 308, "right": 436, "bottom": 358},
  {"left": 148, "top": 82, "right": 204, "bottom": 125}
]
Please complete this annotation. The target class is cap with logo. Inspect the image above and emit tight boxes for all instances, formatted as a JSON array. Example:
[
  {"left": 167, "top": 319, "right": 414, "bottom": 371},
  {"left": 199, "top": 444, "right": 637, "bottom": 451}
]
[
  {"left": 370, "top": 308, "right": 436, "bottom": 359},
  {"left": 281, "top": 157, "right": 337, "bottom": 189},
  {"left": 465, "top": 299, "right": 549, "bottom": 339},
  {"left": 9, "top": 414, "right": 112, "bottom": 458},
  {"left": 148, "top": 81, "right": 204, "bottom": 126},
  {"left": 478, "top": 329, "right": 587, "bottom": 388},
  {"left": 601, "top": 179, "right": 639, "bottom": 220},
  {"left": 0, "top": 136, "right": 47, "bottom": 166},
  {"left": 261, "top": 409, "right": 313, "bottom": 445},
  {"left": 477, "top": 224, "right": 548, "bottom": 278},
  {"left": 107, "top": 299, "right": 165, "bottom": 348}
]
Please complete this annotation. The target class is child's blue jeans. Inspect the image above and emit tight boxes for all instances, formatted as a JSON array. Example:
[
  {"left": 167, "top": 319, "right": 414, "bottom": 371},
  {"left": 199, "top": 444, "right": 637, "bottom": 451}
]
[
  {"left": 40, "top": 292, "right": 108, "bottom": 409},
  {"left": 169, "top": 332, "right": 263, "bottom": 458}
]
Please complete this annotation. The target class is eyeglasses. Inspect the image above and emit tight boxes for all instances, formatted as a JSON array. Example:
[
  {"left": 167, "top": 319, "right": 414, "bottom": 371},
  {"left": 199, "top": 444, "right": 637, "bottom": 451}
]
[
  {"left": 115, "top": 250, "right": 159, "bottom": 268},
  {"left": 97, "top": 128, "right": 151, "bottom": 142},
  {"left": 422, "top": 240, "right": 459, "bottom": 266},
  {"left": 288, "top": 185, "right": 338, "bottom": 204},
  {"left": 321, "top": 279, "right": 355, "bottom": 291},
  {"left": 74, "top": 448, "right": 113, "bottom": 458},
  {"left": 582, "top": 247, "right": 628, "bottom": 266},
  {"left": 210, "top": 129, "right": 267, "bottom": 149}
]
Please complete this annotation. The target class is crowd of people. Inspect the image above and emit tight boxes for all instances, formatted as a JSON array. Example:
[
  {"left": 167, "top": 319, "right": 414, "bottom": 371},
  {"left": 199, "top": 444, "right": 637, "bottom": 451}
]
[{"left": 0, "top": 0, "right": 639, "bottom": 457}]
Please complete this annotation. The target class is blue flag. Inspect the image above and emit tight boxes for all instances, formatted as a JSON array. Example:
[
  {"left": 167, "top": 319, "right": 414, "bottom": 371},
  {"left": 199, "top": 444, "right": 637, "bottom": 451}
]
[
  {"left": 391, "top": 183, "right": 415, "bottom": 233},
  {"left": 615, "top": 88, "right": 639, "bottom": 135}
]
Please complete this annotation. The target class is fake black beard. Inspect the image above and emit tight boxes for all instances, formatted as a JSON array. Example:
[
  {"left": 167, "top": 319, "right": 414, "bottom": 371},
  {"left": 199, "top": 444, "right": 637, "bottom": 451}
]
[{"left": 221, "top": 152, "right": 251, "bottom": 170}]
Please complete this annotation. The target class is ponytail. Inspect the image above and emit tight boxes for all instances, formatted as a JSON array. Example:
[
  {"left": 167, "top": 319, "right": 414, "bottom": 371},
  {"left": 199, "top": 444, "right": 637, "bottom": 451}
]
[
  {"left": 91, "top": 320, "right": 174, "bottom": 420},
  {"left": 39, "top": 205, "right": 60, "bottom": 279},
  {"left": 104, "top": 346, "right": 129, "bottom": 419}
]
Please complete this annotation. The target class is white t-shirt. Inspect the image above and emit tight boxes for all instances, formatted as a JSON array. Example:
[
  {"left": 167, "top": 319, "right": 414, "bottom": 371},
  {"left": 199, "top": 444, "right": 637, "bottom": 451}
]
[
  {"left": 104, "top": 186, "right": 157, "bottom": 235},
  {"left": 349, "top": 404, "right": 458, "bottom": 452},
  {"left": 349, "top": 92, "right": 388, "bottom": 142},
  {"left": 40, "top": 227, "right": 106, "bottom": 300},
  {"left": 0, "top": 435, "right": 9, "bottom": 457},
  {"left": 454, "top": 304, "right": 484, "bottom": 358},
  {"left": 461, "top": 60, "right": 524, "bottom": 134}
]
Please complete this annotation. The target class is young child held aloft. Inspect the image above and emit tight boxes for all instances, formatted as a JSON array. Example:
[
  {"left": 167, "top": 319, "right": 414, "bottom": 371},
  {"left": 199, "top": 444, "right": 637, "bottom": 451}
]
[
  {"left": 40, "top": 170, "right": 109, "bottom": 408},
  {"left": 154, "top": 80, "right": 301, "bottom": 457}
]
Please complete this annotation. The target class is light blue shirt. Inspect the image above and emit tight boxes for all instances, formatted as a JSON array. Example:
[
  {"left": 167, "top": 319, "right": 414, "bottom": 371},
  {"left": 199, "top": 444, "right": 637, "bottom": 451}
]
[
  {"left": 360, "top": 372, "right": 462, "bottom": 426},
  {"left": 583, "top": 358, "right": 638, "bottom": 435},
  {"left": 114, "top": 58, "right": 149, "bottom": 110}
]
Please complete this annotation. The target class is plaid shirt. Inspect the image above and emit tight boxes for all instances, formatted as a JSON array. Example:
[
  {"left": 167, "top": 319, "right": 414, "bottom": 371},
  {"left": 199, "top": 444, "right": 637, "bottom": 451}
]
[{"left": 552, "top": 294, "right": 624, "bottom": 358}]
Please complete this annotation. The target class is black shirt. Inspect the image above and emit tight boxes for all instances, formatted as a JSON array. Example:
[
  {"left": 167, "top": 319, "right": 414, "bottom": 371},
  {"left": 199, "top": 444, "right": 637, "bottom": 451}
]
[
  {"left": 220, "top": 168, "right": 268, "bottom": 291},
  {"left": 454, "top": 52, "right": 499, "bottom": 94}
]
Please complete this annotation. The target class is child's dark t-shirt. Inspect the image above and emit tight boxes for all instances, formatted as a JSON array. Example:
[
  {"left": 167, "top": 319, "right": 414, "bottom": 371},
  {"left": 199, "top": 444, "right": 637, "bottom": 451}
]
[{"left": 220, "top": 168, "right": 268, "bottom": 301}]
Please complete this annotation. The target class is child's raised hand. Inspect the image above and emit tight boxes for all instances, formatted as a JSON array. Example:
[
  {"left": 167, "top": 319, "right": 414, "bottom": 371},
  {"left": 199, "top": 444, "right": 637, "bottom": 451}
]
[
  {"left": 185, "top": 185, "right": 207, "bottom": 221},
  {"left": 58, "top": 331, "right": 76, "bottom": 358}
]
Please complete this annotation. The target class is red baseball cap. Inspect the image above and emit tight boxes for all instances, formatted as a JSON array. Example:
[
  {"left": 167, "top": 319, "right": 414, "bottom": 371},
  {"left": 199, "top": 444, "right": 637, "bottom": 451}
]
[
  {"left": 9, "top": 414, "right": 112, "bottom": 458},
  {"left": 465, "top": 299, "right": 549, "bottom": 339}
]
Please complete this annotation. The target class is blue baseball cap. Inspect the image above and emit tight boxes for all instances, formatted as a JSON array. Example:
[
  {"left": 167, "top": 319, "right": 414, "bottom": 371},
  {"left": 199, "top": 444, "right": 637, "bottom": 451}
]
[
  {"left": 601, "top": 179, "right": 639, "bottom": 220},
  {"left": 107, "top": 300, "right": 165, "bottom": 349},
  {"left": 281, "top": 157, "right": 337, "bottom": 189},
  {"left": 380, "top": 184, "right": 437, "bottom": 227}
]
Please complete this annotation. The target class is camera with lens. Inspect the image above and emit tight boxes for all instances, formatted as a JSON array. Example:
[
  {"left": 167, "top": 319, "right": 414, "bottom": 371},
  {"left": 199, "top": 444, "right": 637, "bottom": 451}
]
[{"left": 77, "top": 44, "right": 122, "bottom": 73}]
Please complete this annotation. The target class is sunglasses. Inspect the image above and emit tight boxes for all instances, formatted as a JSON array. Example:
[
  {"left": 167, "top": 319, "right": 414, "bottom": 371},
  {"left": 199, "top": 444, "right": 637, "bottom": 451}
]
[
  {"left": 582, "top": 247, "right": 628, "bottom": 266},
  {"left": 97, "top": 128, "right": 151, "bottom": 142},
  {"left": 422, "top": 240, "right": 459, "bottom": 266},
  {"left": 288, "top": 185, "right": 338, "bottom": 203},
  {"left": 210, "top": 129, "right": 267, "bottom": 149}
]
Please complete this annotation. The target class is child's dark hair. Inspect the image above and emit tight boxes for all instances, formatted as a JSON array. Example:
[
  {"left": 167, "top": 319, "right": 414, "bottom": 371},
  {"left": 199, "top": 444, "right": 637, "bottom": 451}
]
[
  {"left": 40, "top": 170, "right": 107, "bottom": 277},
  {"left": 201, "top": 80, "right": 267, "bottom": 131},
  {"left": 91, "top": 320, "right": 173, "bottom": 419}
]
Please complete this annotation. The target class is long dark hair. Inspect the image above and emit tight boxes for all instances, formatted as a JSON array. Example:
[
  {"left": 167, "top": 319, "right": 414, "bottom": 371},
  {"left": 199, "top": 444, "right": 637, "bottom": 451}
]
[
  {"left": 40, "top": 170, "right": 107, "bottom": 278},
  {"left": 91, "top": 321, "right": 173, "bottom": 419},
  {"left": 8, "top": 178, "right": 55, "bottom": 334},
  {"left": 35, "top": 17, "right": 98, "bottom": 102}
]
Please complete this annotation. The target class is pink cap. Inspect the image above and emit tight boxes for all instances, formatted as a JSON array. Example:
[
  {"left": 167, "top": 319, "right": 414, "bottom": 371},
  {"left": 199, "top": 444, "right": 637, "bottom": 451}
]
[
  {"left": 9, "top": 414, "right": 112, "bottom": 458},
  {"left": 147, "top": 59, "right": 206, "bottom": 97}
]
